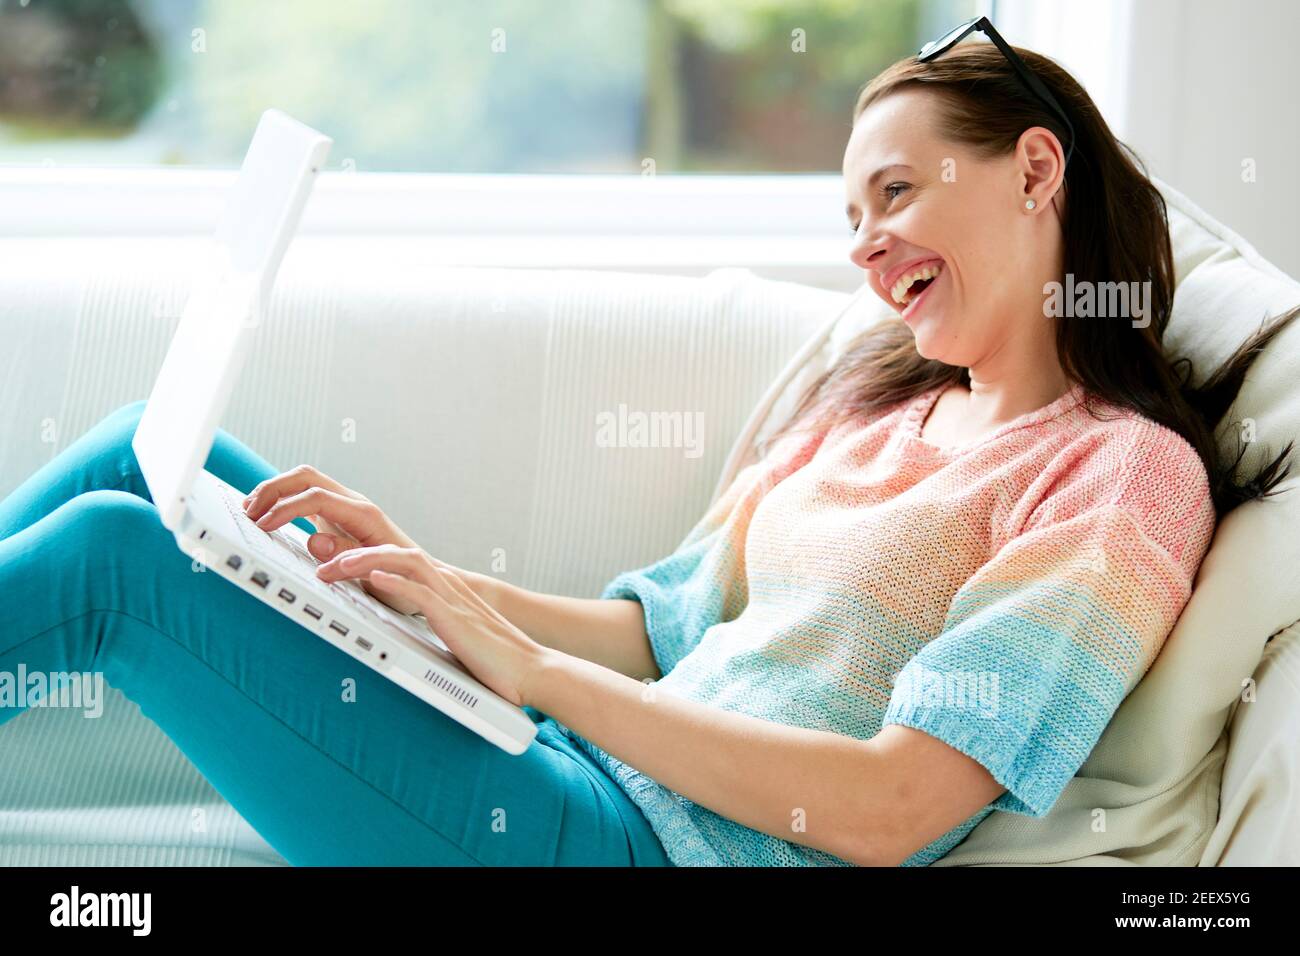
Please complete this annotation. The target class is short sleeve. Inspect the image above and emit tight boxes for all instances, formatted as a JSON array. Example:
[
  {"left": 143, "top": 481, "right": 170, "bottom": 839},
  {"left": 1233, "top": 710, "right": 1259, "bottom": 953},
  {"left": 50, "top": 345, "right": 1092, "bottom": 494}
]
[
  {"left": 600, "top": 425, "right": 828, "bottom": 677},
  {"left": 882, "top": 428, "right": 1216, "bottom": 817}
]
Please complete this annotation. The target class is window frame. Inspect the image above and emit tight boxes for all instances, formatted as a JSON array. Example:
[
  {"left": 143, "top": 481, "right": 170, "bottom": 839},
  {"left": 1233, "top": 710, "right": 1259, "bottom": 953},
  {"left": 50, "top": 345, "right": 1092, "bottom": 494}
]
[{"left": 0, "top": 167, "right": 864, "bottom": 290}]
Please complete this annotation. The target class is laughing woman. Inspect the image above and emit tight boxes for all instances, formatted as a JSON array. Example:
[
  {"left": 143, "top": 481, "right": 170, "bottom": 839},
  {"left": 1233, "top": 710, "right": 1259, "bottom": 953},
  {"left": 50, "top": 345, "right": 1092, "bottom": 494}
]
[{"left": 2, "top": 24, "right": 1297, "bottom": 867}]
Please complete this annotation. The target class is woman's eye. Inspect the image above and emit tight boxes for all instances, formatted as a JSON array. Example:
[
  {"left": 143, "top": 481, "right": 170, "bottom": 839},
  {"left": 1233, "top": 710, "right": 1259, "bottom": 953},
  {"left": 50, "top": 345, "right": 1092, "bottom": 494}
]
[
  {"left": 882, "top": 182, "right": 910, "bottom": 202},
  {"left": 851, "top": 182, "right": 910, "bottom": 232}
]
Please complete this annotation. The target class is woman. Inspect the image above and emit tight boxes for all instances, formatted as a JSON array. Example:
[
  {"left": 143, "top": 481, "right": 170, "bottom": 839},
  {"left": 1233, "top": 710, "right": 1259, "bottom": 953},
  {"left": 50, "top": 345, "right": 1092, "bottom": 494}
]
[{"left": 2, "top": 37, "right": 1295, "bottom": 868}]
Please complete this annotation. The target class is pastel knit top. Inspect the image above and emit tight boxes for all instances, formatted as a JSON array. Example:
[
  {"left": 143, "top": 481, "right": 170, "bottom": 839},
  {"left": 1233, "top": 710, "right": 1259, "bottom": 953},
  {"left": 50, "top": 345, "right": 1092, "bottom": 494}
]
[{"left": 547, "top": 381, "right": 1217, "bottom": 866}]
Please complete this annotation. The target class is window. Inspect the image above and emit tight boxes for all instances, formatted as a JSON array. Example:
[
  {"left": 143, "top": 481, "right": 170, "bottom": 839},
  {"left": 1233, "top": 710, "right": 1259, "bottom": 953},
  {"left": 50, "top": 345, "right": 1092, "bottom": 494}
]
[{"left": 0, "top": 0, "right": 977, "bottom": 172}]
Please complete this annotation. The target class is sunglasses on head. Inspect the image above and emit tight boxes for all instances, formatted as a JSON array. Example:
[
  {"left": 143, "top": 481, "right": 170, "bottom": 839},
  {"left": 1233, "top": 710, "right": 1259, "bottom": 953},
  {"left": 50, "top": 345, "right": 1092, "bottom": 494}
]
[{"left": 918, "top": 16, "right": 1076, "bottom": 170}]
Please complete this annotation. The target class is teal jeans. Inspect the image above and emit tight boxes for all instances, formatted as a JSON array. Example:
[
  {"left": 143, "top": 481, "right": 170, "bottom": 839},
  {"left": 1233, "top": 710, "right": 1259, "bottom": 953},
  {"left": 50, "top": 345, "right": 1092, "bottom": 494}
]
[{"left": 0, "top": 401, "right": 670, "bottom": 866}]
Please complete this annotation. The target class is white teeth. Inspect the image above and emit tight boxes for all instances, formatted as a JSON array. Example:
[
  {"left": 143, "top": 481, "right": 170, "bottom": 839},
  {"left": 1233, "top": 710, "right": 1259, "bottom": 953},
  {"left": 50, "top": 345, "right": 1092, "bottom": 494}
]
[{"left": 889, "top": 262, "right": 943, "bottom": 306}]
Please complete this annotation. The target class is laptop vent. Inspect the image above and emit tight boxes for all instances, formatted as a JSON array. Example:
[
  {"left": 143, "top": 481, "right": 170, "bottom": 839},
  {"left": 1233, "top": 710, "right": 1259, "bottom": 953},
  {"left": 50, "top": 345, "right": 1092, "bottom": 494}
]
[{"left": 423, "top": 669, "right": 479, "bottom": 709}]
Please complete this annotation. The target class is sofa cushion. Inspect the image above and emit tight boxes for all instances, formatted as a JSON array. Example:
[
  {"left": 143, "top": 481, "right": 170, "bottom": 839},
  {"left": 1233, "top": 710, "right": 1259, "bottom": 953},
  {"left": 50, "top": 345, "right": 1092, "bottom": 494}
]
[
  {"left": 1202, "top": 620, "right": 1300, "bottom": 864},
  {"left": 712, "top": 178, "right": 1300, "bottom": 865}
]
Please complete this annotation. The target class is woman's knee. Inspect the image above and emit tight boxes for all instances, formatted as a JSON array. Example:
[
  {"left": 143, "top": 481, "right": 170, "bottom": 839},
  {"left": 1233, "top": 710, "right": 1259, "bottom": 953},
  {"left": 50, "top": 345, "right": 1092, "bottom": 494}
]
[
  {"left": 9, "top": 490, "right": 175, "bottom": 620},
  {"left": 57, "top": 488, "right": 167, "bottom": 553},
  {"left": 76, "top": 400, "right": 150, "bottom": 482},
  {"left": 77, "top": 399, "right": 149, "bottom": 459},
  {"left": 102, "top": 399, "right": 148, "bottom": 436}
]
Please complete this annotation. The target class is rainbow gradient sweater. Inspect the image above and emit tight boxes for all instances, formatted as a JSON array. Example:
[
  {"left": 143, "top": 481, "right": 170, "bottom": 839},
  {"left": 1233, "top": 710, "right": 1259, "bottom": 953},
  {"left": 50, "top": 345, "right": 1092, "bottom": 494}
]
[{"left": 550, "top": 382, "right": 1217, "bottom": 866}]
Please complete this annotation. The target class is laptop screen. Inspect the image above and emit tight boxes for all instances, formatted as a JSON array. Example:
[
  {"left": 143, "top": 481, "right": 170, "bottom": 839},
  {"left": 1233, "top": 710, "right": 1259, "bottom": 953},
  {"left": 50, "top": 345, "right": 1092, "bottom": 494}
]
[{"left": 133, "top": 109, "right": 332, "bottom": 531}]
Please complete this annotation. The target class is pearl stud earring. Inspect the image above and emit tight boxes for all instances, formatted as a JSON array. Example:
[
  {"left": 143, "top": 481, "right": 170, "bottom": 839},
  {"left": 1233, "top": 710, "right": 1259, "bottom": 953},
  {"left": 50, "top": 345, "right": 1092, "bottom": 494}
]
[{"left": 1025, "top": 198, "right": 1037, "bottom": 210}]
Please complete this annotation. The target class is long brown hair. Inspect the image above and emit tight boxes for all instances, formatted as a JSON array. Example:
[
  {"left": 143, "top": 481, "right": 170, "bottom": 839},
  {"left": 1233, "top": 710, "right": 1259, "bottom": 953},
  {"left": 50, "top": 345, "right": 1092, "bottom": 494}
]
[{"left": 768, "top": 43, "right": 1297, "bottom": 517}]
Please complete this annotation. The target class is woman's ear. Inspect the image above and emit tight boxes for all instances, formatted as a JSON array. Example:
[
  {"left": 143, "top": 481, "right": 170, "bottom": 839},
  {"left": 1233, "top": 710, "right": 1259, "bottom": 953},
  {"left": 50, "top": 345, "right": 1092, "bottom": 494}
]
[{"left": 1015, "top": 125, "right": 1066, "bottom": 211}]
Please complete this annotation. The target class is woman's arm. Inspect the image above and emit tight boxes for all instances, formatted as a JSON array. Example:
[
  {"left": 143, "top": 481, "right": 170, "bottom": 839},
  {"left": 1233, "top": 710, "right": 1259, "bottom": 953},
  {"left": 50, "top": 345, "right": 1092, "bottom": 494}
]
[
  {"left": 311, "top": 542, "right": 1005, "bottom": 866},
  {"left": 460, "top": 571, "right": 661, "bottom": 684},
  {"left": 521, "top": 653, "right": 1006, "bottom": 866}
]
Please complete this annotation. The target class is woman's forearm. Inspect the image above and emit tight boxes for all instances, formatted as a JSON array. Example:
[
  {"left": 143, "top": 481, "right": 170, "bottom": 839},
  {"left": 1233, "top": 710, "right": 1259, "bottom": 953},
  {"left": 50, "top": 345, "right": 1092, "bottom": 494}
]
[
  {"left": 460, "top": 571, "right": 661, "bottom": 683},
  {"left": 521, "top": 651, "right": 883, "bottom": 865}
]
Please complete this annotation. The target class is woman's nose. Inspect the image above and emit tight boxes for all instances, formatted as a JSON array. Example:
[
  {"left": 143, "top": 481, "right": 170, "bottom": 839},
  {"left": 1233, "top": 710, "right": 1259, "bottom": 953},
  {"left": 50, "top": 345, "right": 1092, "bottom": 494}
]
[{"left": 849, "top": 227, "right": 890, "bottom": 271}]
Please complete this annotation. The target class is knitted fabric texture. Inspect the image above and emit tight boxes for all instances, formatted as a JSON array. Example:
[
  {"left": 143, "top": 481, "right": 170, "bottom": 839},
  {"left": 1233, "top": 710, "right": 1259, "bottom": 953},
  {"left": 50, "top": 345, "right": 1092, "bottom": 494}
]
[{"left": 550, "top": 382, "right": 1217, "bottom": 866}]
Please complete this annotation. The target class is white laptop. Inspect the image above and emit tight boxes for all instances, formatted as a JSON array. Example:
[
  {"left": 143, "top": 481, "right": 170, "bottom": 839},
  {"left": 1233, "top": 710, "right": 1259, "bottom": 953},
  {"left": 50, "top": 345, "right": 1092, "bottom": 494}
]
[{"left": 131, "top": 108, "right": 538, "bottom": 756}]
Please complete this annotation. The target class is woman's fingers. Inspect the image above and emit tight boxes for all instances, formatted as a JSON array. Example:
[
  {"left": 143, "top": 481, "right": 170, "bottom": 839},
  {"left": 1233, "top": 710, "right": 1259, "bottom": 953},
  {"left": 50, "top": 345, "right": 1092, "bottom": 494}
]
[
  {"left": 315, "top": 544, "right": 439, "bottom": 583},
  {"left": 318, "top": 548, "right": 467, "bottom": 617},
  {"left": 243, "top": 464, "right": 355, "bottom": 520},
  {"left": 307, "top": 530, "right": 361, "bottom": 561},
  {"left": 254, "top": 488, "right": 386, "bottom": 541},
  {"left": 367, "top": 570, "right": 447, "bottom": 623},
  {"left": 334, "top": 550, "right": 441, "bottom": 616}
]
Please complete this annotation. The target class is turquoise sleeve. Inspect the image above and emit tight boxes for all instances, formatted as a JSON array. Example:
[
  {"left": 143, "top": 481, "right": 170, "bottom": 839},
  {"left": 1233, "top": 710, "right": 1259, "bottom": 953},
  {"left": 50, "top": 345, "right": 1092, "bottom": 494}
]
[
  {"left": 881, "top": 505, "right": 1194, "bottom": 833},
  {"left": 598, "top": 425, "right": 829, "bottom": 678},
  {"left": 599, "top": 528, "right": 738, "bottom": 677}
]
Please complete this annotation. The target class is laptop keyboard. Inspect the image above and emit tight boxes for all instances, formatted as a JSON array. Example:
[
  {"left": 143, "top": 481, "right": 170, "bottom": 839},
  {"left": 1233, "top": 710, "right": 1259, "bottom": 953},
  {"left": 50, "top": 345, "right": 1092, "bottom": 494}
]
[{"left": 215, "top": 481, "right": 441, "bottom": 646}]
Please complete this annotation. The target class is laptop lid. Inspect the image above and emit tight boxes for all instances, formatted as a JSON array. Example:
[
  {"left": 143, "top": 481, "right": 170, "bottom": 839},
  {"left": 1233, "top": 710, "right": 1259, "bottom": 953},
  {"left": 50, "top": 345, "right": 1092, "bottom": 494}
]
[{"left": 133, "top": 109, "right": 332, "bottom": 530}]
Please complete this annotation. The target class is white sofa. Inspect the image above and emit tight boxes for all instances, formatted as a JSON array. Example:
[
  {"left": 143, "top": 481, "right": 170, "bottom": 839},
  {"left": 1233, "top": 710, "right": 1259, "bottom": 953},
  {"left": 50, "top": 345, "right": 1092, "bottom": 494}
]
[{"left": 0, "top": 179, "right": 1297, "bottom": 865}]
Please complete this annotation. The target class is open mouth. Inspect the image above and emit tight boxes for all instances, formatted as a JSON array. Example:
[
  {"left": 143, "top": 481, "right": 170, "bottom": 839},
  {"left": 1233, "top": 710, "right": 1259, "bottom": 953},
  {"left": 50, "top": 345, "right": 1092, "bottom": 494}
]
[{"left": 889, "top": 260, "right": 945, "bottom": 309}]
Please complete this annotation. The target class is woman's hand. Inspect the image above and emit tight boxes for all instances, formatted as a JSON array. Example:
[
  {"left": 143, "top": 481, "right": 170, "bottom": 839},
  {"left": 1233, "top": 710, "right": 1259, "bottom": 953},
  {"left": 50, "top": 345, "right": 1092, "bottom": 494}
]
[
  {"left": 316, "top": 545, "right": 553, "bottom": 707},
  {"left": 242, "top": 464, "right": 427, "bottom": 613}
]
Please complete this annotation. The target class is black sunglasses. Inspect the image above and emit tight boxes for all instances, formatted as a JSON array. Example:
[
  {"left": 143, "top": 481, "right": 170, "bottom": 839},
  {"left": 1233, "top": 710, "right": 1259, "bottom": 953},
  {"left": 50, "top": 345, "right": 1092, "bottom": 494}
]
[{"left": 918, "top": 16, "right": 1075, "bottom": 169}]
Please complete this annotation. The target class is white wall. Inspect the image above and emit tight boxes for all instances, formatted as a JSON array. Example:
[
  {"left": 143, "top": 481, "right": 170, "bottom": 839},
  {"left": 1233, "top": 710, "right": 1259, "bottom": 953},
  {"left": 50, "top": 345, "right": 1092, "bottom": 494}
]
[{"left": 1000, "top": 0, "right": 1300, "bottom": 278}]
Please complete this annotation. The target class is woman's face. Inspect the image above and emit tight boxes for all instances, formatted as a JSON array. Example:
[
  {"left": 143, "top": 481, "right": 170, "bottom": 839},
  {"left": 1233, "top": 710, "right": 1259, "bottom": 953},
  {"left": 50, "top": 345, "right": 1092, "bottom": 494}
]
[{"left": 843, "top": 88, "right": 1061, "bottom": 371}]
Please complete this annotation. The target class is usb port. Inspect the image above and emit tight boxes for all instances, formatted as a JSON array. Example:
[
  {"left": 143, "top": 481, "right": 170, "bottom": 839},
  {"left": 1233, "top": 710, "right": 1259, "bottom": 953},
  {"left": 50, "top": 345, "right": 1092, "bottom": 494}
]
[
  {"left": 329, "top": 620, "right": 349, "bottom": 637},
  {"left": 226, "top": 555, "right": 243, "bottom": 571},
  {"left": 303, "top": 604, "right": 323, "bottom": 620},
  {"left": 354, "top": 636, "right": 373, "bottom": 652},
  {"left": 277, "top": 588, "right": 296, "bottom": 604},
  {"left": 250, "top": 570, "right": 270, "bottom": 589}
]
